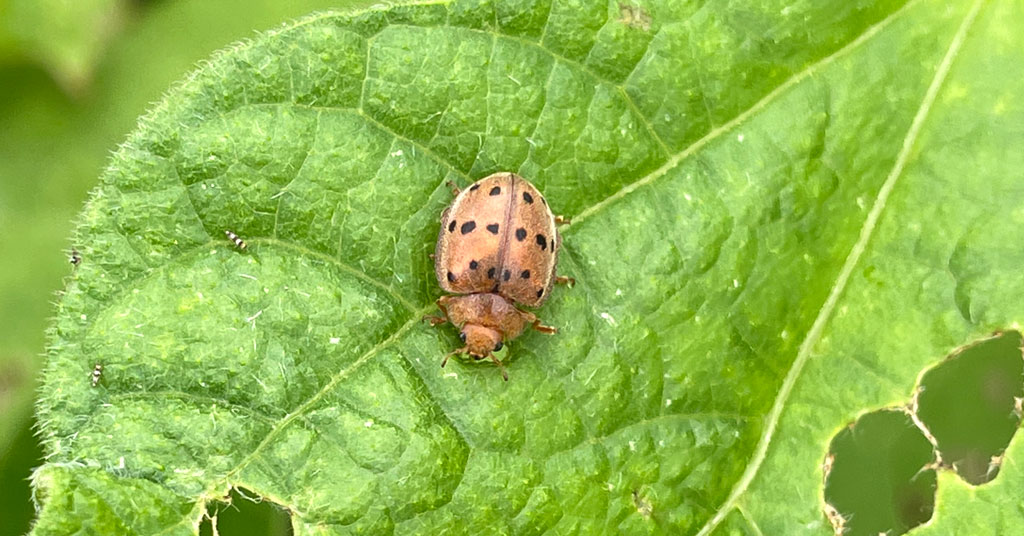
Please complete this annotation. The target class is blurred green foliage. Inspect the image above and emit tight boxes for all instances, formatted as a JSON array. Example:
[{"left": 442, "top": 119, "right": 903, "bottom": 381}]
[
  {"left": 0, "top": 0, "right": 127, "bottom": 93},
  {"left": 0, "top": 0, "right": 378, "bottom": 533}
]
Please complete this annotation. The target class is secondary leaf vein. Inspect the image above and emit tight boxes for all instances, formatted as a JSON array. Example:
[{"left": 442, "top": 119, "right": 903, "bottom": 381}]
[
  {"left": 569, "top": 0, "right": 926, "bottom": 228},
  {"left": 212, "top": 303, "right": 434, "bottom": 485}
]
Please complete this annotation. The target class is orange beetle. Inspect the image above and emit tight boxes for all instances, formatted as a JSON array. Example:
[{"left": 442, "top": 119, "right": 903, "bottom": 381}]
[{"left": 427, "top": 172, "right": 572, "bottom": 380}]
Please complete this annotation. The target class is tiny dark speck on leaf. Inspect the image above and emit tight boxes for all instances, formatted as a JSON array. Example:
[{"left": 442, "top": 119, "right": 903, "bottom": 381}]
[
  {"left": 618, "top": 3, "right": 652, "bottom": 31},
  {"left": 632, "top": 490, "right": 653, "bottom": 518}
]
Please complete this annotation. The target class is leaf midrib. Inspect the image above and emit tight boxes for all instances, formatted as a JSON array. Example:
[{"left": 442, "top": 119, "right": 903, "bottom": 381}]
[{"left": 695, "top": 0, "right": 985, "bottom": 533}]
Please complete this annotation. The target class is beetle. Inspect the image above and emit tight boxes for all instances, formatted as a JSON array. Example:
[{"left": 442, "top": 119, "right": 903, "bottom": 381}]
[{"left": 427, "top": 172, "right": 572, "bottom": 380}]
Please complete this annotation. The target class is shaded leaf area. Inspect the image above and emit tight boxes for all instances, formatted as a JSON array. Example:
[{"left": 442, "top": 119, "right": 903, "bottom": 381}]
[
  {"left": 737, "top": 0, "right": 1024, "bottom": 534},
  {"left": 32, "top": 0, "right": 1022, "bottom": 534},
  {"left": 917, "top": 331, "right": 1024, "bottom": 484},
  {"left": 822, "top": 331, "right": 1023, "bottom": 536},
  {"left": 824, "top": 411, "right": 936, "bottom": 536}
]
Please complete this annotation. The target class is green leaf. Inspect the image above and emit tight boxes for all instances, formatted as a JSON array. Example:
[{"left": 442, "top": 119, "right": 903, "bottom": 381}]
[{"left": 33, "top": 0, "right": 1024, "bottom": 534}]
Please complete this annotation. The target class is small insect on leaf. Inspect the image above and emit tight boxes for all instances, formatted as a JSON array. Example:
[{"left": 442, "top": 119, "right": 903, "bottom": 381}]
[
  {"left": 90, "top": 364, "right": 103, "bottom": 387},
  {"left": 224, "top": 230, "right": 247, "bottom": 250},
  {"left": 429, "top": 172, "right": 571, "bottom": 380},
  {"left": 69, "top": 249, "right": 82, "bottom": 266}
]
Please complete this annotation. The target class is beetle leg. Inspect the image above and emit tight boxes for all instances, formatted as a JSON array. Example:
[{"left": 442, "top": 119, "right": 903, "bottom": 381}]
[
  {"left": 423, "top": 315, "right": 447, "bottom": 326},
  {"left": 531, "top": 319, "right": 558, "bottom": 334},
  {"left": 441, "top": 347, "right": 465, "bottom": 368},
  {"left": 488, "top": 353, "right": 510, "bottom": 381},
  {"left": 424, "top": 297, "right": 452, "bottom": 326},
  {"left": 436, "top": 297, "right": 452, "bottom": 318},
  {"left": 444, "top": 180, "right": 461, "bottom": 196},
  {"left": 555, "top": 275, "right": 575, "bottom": 287},
  {"left": 555, "top": 215, "right": 571, "bottom": 225},
  {"left": 514, "top": 308, "right": 557, "bottom": 334}
]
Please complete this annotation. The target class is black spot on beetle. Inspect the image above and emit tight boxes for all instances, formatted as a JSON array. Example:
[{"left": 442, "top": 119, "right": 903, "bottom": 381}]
[
  {"left": 469, "top": 260, "right": 478, "bottom": 270},
  {"left": 470, "top": 183, "right": 480, "bottom": 191},
  {"left": 536, "top": 234, "right": 547, "bottom": 250},
  {"left": 447, "top": 271, "right": 455, "bottom": 282},
  {"left": 487, "top": 267, "right": 496, "bottom": 279},
  {"left": 537, "top": 288, "right": 544, "bottom": 298},
  {"left": 461, "top": 221, "right": 476, "bottom": 234},
  {"left": 448, "top": 220, "right": 456, "bottom": 232},
  {"left": 487, "top": 223, "right": 499, "bottom": 234},
  {"left": 503, "top": 270, "right": 511, "bottom": 281},
  {"left": 523, "top": 192, "right": 534, "bottom": 204},
  {"left": 521, "top": 270, "right": 530, "bottom": 279},
  {"left": 490, "top": 186, "right": 501, "bottom": 196},
  {"left": 515, "top": 228, "right": 527, "bottom": 241}
]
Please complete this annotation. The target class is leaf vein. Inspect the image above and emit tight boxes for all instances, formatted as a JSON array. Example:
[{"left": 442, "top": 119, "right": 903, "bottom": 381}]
[
  {"left": 695, "top": 0, "right": 984, "bottom": 533},
  {"left": 213, "top": 304, "right": 433, "bottom": 485},
  {"left": 546, "top": 411, "right": 755, "bottom": 460},
  {"left": 76, "top": 236, "right": 416, "bottom": 355},
  {"left": 273, "top": 110, "right": 321, "bottom": 239},
  {"left": 736, "top": 505, "right": 766, "bottom": 536},
  {"left": 568, "top": 0, "right": 927, "bottom": 228},
  {"left": 387, "top": 21, "right": 674, "bottom": 155},
  {"left": 255, "top": 237, "right": 418, "bottom": 313},
  {"left": 109, "top": 390, "right": 281, "bottom": 426}
]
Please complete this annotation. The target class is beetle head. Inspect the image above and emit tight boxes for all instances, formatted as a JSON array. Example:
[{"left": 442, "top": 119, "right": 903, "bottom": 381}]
[{"left": 460, "top": 324, "right": 503, "bottom": 357}]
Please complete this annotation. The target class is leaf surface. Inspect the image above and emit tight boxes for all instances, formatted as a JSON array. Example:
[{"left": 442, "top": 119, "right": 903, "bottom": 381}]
[{"left": 34, "top": 0, "right": 1024, "bottom": 534}]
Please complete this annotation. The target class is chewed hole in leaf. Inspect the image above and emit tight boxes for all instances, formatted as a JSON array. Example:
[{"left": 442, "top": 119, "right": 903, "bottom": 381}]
[
  {"left": 823, "top": 410, "right": 937, "bottom": 536},
  {"left": 915, "top": 330, "right": 1024, "bottom": 484},
  {"left": 823, "top": 330, "right": 1024, "bottom": 534},
  {"left": 199, "top": 487, "right": 292, "bottom": 536}
]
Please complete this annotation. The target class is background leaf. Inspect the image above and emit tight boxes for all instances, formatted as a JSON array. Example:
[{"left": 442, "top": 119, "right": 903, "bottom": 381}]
[
  {"left": 0, "top": 0, "right": 128, "bottom": 93},
  {"left": 32, "top": 0, "right": 1024, "bottom": 534}
]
